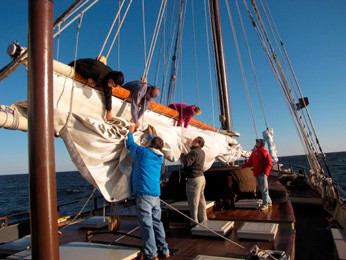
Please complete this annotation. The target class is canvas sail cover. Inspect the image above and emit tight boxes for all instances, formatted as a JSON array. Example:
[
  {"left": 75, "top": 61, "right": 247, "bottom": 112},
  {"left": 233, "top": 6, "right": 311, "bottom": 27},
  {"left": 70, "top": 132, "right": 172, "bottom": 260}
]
[{"left": 263, "top": 128, "right": 278, "bottom": 162}]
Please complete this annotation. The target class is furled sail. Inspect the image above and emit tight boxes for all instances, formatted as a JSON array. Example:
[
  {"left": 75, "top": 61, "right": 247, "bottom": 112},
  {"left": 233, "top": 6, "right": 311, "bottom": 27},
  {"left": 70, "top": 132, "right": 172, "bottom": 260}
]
[
  {"left": 51, "top": 61, "right": 244, "bottom": 202},
  {"left": 263, "top": 128, "right": 278, "bottom": 163}
]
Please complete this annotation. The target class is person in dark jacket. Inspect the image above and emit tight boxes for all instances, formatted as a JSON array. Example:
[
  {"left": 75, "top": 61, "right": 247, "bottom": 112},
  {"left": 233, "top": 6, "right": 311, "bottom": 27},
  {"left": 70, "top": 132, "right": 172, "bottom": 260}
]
[
  {"left": 242, "top": 138, "right": 273, "bottom": 211},
  {"left": 126, "top": 125, "right": 169, "bottom": 260},
  {"left": 180, "top": 136, "right": 208, "bottom": 225},
  {"left": 122, "top": 80, "right": 160, "bottom": 129},
  {"left": 69, "top": 58, "right": 124, "bottom": 120}
]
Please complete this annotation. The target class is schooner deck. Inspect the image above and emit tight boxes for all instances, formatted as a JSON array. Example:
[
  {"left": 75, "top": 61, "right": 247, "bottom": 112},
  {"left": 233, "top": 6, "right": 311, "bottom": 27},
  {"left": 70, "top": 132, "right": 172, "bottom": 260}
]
[{"left": 54, "top": 200, "right": 296, "bottom": 260}]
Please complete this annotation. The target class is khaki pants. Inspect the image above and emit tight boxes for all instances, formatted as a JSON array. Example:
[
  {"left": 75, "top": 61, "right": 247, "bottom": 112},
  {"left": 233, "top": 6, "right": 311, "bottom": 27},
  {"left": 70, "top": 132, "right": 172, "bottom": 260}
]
[{"left": 186, "top": 175, "right": 208, "bottom": 225}]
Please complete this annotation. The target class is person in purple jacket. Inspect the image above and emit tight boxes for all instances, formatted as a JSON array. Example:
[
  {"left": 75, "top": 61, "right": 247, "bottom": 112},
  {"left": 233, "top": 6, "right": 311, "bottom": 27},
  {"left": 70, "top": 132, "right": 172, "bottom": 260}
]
[
  {"left": 126, "top": 125, "right": 169, "bottom": 260},
  {"left": 123, "top": 80, "right": 160, "bottom": 129},
  {"left": 168, "top": 103, "right": 202, "bottom": 128}
]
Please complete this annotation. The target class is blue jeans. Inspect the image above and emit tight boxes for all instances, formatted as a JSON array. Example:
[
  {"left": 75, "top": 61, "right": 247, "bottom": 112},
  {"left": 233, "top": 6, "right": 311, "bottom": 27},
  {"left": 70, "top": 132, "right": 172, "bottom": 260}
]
[
  {"left": 136, "top": 195, "right": 169, "bottom": 259},
  {"left": 256, "top": 174, "right": 272, "bottom": 205}
]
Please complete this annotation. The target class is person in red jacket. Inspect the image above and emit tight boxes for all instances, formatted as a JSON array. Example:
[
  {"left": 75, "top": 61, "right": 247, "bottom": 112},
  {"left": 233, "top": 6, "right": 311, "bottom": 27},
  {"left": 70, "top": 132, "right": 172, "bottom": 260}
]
[
  {"left": 242, "top": 139, "right": 273, "bottom": 211},
  {"left": 168, "top": 103, "right": 201, "bottom": 128}
]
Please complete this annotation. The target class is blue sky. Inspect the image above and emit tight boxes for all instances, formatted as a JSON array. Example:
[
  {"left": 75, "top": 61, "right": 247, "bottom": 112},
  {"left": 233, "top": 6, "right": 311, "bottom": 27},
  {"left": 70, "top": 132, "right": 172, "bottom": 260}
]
[{"left": 0, "top": 0, "right": 345, "bottom": 175}]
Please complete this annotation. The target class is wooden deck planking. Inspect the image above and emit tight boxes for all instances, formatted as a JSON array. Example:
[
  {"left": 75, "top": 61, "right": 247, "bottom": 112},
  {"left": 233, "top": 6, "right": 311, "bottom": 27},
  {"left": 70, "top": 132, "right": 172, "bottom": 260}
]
[{"left": 55, "top": 199, "right": 296, "bottom": 260}]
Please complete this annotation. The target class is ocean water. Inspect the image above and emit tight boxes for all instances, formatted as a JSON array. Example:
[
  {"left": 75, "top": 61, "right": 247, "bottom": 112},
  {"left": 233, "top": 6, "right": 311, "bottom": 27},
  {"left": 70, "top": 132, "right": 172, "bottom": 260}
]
[{"left": 0, "top": 151, "right": 345, "bottom": 224}]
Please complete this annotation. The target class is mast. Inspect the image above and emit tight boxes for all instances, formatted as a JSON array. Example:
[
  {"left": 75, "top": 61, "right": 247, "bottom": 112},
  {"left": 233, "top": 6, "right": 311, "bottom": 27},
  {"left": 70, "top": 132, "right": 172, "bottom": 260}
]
[
  {"left": 209, "top": 0, "right": 232, "bottom": 131},
  {"left": 28, "top": 0, "right": 59, "bottom": 259}
]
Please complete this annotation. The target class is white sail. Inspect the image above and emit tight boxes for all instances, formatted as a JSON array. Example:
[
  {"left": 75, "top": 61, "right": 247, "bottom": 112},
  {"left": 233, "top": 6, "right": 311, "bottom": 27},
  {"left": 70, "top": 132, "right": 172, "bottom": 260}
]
[{"left": 51, "top": 61, "right": 244, "bottom": 202}]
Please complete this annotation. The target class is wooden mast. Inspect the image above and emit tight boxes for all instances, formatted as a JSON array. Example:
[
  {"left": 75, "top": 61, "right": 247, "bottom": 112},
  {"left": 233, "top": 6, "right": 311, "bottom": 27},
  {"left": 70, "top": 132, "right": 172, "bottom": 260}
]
[
  {"left": 209, "top": 0, "right": 232, "bottom": 131},
  {"left": 28, "top": 0, "right": 59, "bottom": 259}
]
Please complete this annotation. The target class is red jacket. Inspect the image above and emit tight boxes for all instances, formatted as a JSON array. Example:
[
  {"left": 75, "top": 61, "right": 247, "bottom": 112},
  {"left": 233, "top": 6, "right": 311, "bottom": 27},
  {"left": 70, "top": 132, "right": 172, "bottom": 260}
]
[{"left": 242, "top": 146, "right": 273, "bottom": 176}]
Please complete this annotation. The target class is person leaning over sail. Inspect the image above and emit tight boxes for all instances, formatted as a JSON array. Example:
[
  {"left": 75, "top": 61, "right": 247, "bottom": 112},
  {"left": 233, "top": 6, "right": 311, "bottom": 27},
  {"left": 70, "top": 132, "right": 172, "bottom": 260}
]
[
  {"left": 168, "top": 103, "right": 202, "bottom": 128},
  {"left": 180, "top": 136, "right": 208, "bottom": 226},
  {"left": 122, "top": 80, "right": 160, "bottom": 129},
  {"left": 68, "top": 57, "right": 124, "bottom": 121},
  {"left": 242, "top": 139, "right": 273, "bottom": 211},
  {"left": 126, "top": 125, "right": 169, "bottom": 260}
]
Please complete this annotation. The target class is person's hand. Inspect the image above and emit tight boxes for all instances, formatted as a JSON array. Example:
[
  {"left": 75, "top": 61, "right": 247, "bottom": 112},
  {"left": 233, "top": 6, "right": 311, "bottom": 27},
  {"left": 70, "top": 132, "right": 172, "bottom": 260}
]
[
  {"left": 135, "top": 121, "right": 140, "bottom": 129},
  {"left": 128, "top": 125, "right": 136, "bottom": 133},
  {"left": 87, "top": 78, "right": 96, "bottom": 87},
  {"left": 147, "top": 125, "right": 153, "bottom": 135},
  {"left": 105, "top": 111, "right": 113, "bottom": 121},
  {"left": 129, "top": 119, "right": 140, "bottom": 129}
]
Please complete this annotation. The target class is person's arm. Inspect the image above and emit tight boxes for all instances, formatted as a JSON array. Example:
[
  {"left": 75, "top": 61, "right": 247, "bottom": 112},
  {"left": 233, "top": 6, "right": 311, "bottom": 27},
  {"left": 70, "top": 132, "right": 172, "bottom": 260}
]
[
  {"left": 242, "top": 152, "right": 254, "bottom": 168},
  {"left": 181, "top": 150, "right": 198, "bottom": 167},
  {"left": 103, "top": 85, "right": 113, "bottom": 120},
  {"left": 137, "top": 98, "right": 150, "bottom": 120},
  {"left": 184, "top": 116, "right": 192, "bottom": 128},
  {"left": 263, "top": 152, "right": 273, "bottom": 175},
  {"left": 126, "top": 126, "right": 140, "bottom": 157}
]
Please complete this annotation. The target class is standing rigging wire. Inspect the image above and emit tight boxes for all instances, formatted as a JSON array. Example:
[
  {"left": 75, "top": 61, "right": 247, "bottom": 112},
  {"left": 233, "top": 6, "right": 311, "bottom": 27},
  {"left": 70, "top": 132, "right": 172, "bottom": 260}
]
[
  {"left": 225, "top": 0, "right": 258, "bottom": 138},
  {"left": 190, "top": 0, "right": 201, "bottom": 105},
  {"left": 105, "top": 1, "right": 133, "bottom": 60},
  {"left": 142, "top": 0, "right": 147, "bottom": 66},
  {"left": 63, "top": 13, "right": 84, "bottom": 130},
  {"left": 97, "top": 0, "right": 127, "bottom": 60},
  {"left": 203, "top": 0, "right": 217, "bottom": 130},
  {"left": 260, "top": 0, "right": 332, "bottom": 177},
  {"left": 242, "top": 0, "right": 316, "bottom": 167},
  {"left": 53, "top": 0, "right": 99, "bottom": 38},
  {"left": 142, "top": 0, "right": 168, "bottom": 80},
  {"left": 159, "top": 0, "right": 179, "bottom": 105},
  {"left": 117, "top": 0, "right": 122, "bottom": 70},
  {"left": 249, "top": 0, "right": 323, "bottom": 174},
  {"left": 235, "top": 0, "right": 269, "bottom": 130},
  {"left": 166, "top": 0, "right": 186, "bottom": 105}
]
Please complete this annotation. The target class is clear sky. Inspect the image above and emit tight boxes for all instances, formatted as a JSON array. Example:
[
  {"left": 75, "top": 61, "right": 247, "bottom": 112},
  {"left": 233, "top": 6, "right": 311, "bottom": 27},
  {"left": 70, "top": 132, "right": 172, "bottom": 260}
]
[{"left": 0, "top": 0, "right": 345, "bottom": 175}]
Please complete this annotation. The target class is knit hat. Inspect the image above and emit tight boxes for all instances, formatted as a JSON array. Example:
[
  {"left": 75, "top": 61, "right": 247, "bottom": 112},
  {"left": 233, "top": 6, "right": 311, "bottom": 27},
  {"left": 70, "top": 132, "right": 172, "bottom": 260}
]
[{"left": 256, "top": 139, "right": 265, "bottom": 147}]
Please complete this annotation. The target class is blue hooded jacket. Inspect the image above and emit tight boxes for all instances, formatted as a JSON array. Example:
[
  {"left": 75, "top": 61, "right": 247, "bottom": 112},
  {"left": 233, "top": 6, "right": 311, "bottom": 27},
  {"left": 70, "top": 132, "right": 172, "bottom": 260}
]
[{"left": 126, "top": 132, "right": 163, "bottom": 196}]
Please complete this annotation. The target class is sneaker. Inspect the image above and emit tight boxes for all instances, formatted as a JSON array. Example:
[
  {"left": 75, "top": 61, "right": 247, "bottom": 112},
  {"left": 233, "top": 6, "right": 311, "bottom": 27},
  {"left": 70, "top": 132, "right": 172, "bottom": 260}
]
[
  {"left": 260, "top": 204, "right": 269, "bottom": 211},
  {"left": 157, "top": 251, "right": 170, "bottom": 259}
]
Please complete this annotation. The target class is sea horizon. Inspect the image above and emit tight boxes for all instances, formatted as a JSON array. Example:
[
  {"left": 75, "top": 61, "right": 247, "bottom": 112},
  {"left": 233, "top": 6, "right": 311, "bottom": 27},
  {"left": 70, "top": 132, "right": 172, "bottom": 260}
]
[{"left": 0, "top": 150, "right": 345, "bottom": 176}]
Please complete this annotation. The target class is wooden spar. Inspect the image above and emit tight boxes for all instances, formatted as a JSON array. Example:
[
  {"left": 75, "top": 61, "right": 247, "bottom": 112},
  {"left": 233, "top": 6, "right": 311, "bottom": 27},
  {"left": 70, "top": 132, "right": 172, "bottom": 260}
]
[
  {"left": 0, "top": 111, "right": 27, "bottom": 131},
  {"left": 28, "top": 0, "right": 59, "bottom": 259},
  {"left": 72, "top": 72, "right": 225, "bottom": 133},
  {"left": 209, "top": 0, "right": 232, "bottom": 131}
]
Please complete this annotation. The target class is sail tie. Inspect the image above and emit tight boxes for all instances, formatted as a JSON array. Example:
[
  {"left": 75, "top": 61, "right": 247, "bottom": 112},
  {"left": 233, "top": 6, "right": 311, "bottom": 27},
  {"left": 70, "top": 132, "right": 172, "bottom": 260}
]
[{"left": 0, "top": 105, "right": 20, "bottom": 130}]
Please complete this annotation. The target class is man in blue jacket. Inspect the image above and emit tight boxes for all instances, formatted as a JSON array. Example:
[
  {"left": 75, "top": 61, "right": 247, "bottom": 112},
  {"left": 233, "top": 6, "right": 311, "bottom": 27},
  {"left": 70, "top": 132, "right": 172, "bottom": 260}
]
[{"left": 126, "top": 125, "right": 169, "bottom": 260}]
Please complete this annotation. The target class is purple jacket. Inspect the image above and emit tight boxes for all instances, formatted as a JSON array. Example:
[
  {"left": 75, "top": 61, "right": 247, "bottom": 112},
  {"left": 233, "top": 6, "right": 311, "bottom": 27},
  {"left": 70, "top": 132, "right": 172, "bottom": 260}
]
[
  {"left": 123, "top": 80, "right": 150, "bottom": 123},
  {"left": 168, "top": 103, "right": 196, "bottom": 128}
]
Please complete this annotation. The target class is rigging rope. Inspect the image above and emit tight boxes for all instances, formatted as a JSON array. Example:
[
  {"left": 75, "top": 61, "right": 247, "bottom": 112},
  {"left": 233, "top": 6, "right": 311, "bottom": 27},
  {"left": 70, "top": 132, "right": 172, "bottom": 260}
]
[
  {"left": 191, "top": 0, "right": 201, "bottom": 104},
  {"left": 62, "top": 13, "right": 83, "bottom": 131},
  {"left": 166, "top": 0, "right": 186, "bottom": 105},
  {"left": 247, "top": 0, "right": 325, "bottom": 174},
  {"left": 236, "top": 0, "right": 269, "bottom": 130},
  {"left": 142, "top": 0, "right": 147, "bottom": 64},
  {"left": 204, "top": 0, "right": 217, "bottom": 129},
  {"left": 59, "top": 187, "right": 97, "bottom": 232},
  {"left": 142, "top": 0, "right": 168, "bottom": 79},
  {"left": 225, "top": 0, "right": 258, "bottom": 138},
  {"left": 160, "top": 199, "right": 247, "bottom": 251},
  {"left": 53, "top": 0, "right": 98, "bottom": 38},
  {"left": 98, "top": 0, "right": 127, "bottom": 59},
  {"left": 105, "top": 0, "right": 133, "bottom": 59}
]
